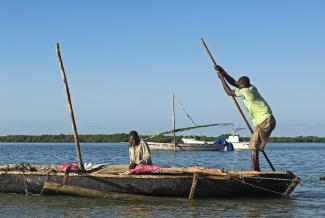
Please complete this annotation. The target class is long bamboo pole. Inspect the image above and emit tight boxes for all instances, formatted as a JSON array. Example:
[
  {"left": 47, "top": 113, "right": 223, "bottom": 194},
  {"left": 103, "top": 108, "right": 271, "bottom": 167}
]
[
  {"left": 172, "top": 93, "right": 177, "bottom": 151},
  {"left": 200, "top": 37, "right": 275, "bottom": 171},
  {"left": 56, "top": 43, "right": 84, "bottom": 171}
]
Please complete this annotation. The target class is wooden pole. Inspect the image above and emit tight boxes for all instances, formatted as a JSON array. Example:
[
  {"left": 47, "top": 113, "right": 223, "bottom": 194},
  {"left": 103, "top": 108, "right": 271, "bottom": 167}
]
[
  {"left": 200, "top": 37, "right": 275, "bottom": 171},
  {"left": 43, "top": 182, "right": 164, "bottom": 201},
  {"left": 56, "top": 43, "right": 84, "bottom": 171},
  {"left": 188, "top": 172, "right": 199, "bottom": 199},
  {"left": 172, "top": 93, "right": 177, "bottom": 151}
]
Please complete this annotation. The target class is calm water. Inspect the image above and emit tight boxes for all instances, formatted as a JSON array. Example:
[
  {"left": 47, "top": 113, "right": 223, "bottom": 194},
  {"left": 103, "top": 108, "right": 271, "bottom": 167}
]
[{"left": 0, "top": 142, "right": 324, "bottom": 217}]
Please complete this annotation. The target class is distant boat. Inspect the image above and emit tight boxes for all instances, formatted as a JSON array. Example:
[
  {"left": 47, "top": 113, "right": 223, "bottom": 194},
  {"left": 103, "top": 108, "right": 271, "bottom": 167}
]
[
  {"left": 181, "top": 136, "right": 250, "bottom": 151},
  {"left": 147, "top": 94, "right": 233, "bottom": 151},
  {"left": 147, "top": 141, "right": 224, "bottom": 151},
  {"left": 147, "top": 123, "right": 234, "bottom": 151},
  {"left": 226, "top": 134, "right": 250, "bottom": 150},
  {"left": 226, "top": 127, "right": 250, "bottom": 151},
  {"left": 181, "top": 137, "right": 213, "bottom": 144},
  {"left": 180, "top": 128, "right": 250, "bottom": 151}
]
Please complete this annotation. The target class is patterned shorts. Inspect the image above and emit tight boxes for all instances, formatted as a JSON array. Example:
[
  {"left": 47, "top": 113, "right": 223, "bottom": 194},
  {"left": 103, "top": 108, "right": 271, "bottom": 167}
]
[{"left": 250, "top": 115, "right": 276, "bottom": 151}]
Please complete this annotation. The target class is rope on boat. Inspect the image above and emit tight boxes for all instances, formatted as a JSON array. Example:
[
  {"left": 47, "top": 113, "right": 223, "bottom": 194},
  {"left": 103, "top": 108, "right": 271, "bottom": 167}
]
[
  {"left": 22, "top": 172, "right": 49, "bottom": 196},
  {"left": 175, "top": 96, "right": 203, "bottom": 136},
  {"left": 236, "top": 176, "right": 294, "bottom": 182},
  {"left": 232, "top": 176, "right": 285, "bottom": 197},
  {"left": 15, "top": 163, "right": 37, "bottom": 172},
  {"left": 232, "top": 175, "right": 300, "bottom": 198}
]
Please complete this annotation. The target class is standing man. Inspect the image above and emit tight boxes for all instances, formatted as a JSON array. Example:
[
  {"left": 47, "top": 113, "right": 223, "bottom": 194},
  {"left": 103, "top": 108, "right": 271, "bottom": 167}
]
[
  {"left": 128, "top": 130, "right": 152, "bottom": 169},
  {"left": 215, "top": 65, "right": 276, "bottom": 171}
]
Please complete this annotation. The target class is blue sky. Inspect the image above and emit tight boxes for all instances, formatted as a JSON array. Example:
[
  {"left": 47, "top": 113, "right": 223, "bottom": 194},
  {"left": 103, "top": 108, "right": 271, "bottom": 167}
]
[{"left": 0, "top": 1, "right": 324, "bottom": 137}]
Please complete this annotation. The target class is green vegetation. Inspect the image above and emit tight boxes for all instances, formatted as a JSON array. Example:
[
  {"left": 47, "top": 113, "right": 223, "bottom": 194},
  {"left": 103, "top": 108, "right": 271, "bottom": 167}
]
[
  {"left": 0, "top": 134, "right": 324, "bottom": 143},
  {"left": 258, "top": 136, "right": 325, "bottom": 143},
  {"left": 0, "top": 134, "right": 128, "bottom": 143}
]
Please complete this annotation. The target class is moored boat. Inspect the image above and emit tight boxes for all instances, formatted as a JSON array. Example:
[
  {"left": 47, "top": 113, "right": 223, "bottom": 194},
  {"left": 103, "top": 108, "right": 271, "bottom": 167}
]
[
  {"left": 179, "top": 131, "right": 250, "bottom": 151},
  {"left": 146, "top": 94, "right": 233, "bottom": 152},
  {"left": 226, "top": 134, "right": 250, "bottom": 150},
  {"left": 147, "top": 141, "right": 224, "bottom": 151}
]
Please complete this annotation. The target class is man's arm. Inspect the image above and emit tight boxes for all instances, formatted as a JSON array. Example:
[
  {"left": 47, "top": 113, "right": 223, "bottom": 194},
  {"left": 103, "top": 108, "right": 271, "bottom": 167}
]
[
  {"left": 219, "top": 75, "right": 236, "bottom": 96},
  {"left": 128, "top": 147, "right": 136, "bottom": 169},
  {"left": 215, "top": 65, "right": 239, "bottom": 88}
]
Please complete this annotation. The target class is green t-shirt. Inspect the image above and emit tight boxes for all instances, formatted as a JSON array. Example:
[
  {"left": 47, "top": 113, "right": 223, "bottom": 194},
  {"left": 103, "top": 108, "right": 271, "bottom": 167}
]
[{"left": 235, "top": 85, "right": 272, "bottom": 126}]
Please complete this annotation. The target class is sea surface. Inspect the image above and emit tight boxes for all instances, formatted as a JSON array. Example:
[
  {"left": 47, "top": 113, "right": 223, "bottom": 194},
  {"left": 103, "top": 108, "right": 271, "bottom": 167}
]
[{"left": 0, "top": 142, "right": 324, "bottom": 217}]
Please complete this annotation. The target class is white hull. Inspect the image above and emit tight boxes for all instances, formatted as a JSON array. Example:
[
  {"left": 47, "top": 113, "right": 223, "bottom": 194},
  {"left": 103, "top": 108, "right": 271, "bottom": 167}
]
[
  {"left": 229, "top": 142, "right": 250, "bottom": 151},
  {"left": 226, "top": 135, "right": 250, "bottom": 151},
  {"left": 147, "top": 142, "right": 223, "bottom": 151},
  {"left": 181, "top": 138, "right": 215, "bottom": 145},
  {"left": 180, "top": 135, "right": 250, "bottom": 151}
]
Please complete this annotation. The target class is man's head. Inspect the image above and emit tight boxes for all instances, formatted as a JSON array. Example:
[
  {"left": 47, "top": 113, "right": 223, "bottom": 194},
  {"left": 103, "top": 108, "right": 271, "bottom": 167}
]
[
  {"left": 128, "top": 130, "right": 140, "bottom": 147},
  {"left": 237, "top": 76, "right": 251, "bottom": 88}
]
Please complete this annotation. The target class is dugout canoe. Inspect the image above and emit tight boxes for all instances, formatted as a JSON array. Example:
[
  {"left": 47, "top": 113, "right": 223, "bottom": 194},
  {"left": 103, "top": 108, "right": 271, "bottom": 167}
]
[{"left": 0, "top": 164, "right": 300, "bottom": 199}]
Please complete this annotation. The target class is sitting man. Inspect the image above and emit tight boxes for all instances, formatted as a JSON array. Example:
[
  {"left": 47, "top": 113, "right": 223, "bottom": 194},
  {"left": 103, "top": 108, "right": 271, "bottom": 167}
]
[
  {"left": 128, "top": 130, "right": 152, "bottom": 169},
  {"left": 215, "top": 65, "right": 276, "bottom": 171}
]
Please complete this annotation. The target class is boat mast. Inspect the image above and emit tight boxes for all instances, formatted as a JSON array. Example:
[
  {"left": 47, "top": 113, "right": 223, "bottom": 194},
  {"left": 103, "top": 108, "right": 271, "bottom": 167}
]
[
  {"left": 56, "top": 43, "right": 84, "bottom": 171},
  {"left": 172, "top": 93, "right": 176, "bottom": 151}
]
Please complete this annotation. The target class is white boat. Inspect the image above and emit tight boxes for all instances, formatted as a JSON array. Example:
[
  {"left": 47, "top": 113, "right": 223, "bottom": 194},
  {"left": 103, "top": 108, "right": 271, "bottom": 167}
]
[
  {"left": 147, "top": 141, "right": 224, "bottom": 151},
  {"left": 226, "top": 134, "right": 250, "bottom": 150},
  {"left": 147, "top": 94, "right": 233, "bottom": 151},
  {"left": 180, "top": 129, "right": 250, "bottom": 151},
  {"left": 181, "top": 137, "right": 213, "bottom": 145}
]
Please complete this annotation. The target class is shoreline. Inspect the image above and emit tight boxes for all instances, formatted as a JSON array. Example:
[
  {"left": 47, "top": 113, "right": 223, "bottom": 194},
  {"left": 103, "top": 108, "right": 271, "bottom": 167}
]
[{"left": 0, "top": 134, "right": 325, "bottom": 143}]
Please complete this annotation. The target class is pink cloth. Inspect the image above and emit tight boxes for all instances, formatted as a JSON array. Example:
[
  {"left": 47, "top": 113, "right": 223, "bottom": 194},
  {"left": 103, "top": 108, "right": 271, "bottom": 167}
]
[
  {"left": 59, "top": 163, "right": 80, "bottom": 173},
  {"left": 127, "top": 164, "right": 169, "bottom": 174}
]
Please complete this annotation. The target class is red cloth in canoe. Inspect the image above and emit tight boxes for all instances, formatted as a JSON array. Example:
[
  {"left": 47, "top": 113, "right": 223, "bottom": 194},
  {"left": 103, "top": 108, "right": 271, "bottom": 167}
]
[
  {"left": 59, "top": 163, "right": 80, "bottom": 173},
  {"left": 127, "top": 164, "right": 169, "bottom": 174}
]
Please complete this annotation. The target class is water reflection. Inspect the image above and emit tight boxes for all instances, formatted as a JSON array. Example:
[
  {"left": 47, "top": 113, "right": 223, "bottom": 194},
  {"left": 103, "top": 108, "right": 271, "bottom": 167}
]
[{"left": 0, "top": 194, "right": 298, "bottom": 217}]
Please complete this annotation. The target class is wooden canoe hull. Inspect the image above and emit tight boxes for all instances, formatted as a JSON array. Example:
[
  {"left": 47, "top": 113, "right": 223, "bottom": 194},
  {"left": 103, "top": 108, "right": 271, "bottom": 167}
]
[{"left": 0, "top": 169, "right": 299, "bottom": 198}]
